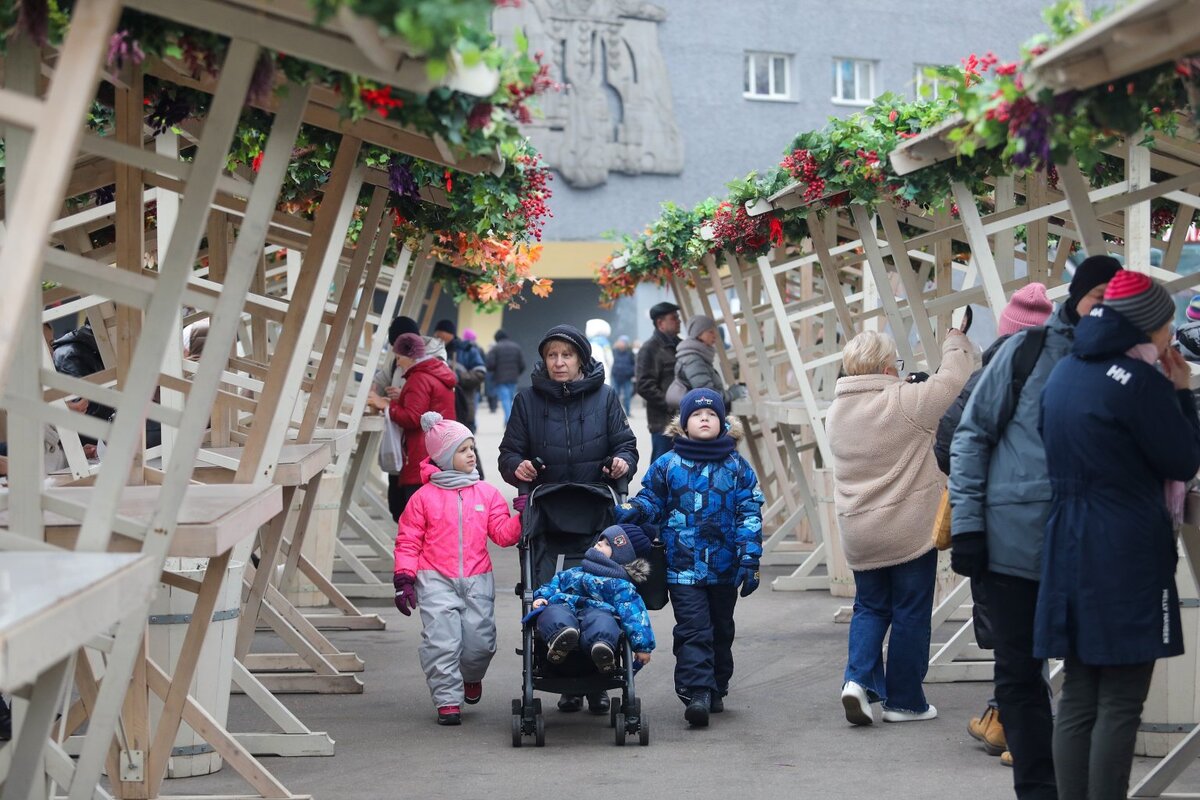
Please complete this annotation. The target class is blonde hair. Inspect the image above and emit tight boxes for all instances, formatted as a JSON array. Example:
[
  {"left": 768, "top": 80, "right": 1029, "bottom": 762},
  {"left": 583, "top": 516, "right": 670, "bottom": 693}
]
[{"left": 842, "top": 330, "right": 897, "bottom": 376}]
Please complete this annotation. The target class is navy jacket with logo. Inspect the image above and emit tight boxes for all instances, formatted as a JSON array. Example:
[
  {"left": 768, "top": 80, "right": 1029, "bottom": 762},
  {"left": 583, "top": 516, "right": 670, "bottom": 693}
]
[{"left": 1036, "top": 305, "right": 1200, "bottom": 665}]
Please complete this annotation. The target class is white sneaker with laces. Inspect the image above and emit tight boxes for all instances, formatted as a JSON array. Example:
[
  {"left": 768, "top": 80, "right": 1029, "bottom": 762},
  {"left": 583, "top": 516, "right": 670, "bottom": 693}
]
[
  {"left": 841, "top": 681, "right": 874, "bottom": 726},
  {"left": 883, "top": 704, "right": 938, "bottom": 723}
]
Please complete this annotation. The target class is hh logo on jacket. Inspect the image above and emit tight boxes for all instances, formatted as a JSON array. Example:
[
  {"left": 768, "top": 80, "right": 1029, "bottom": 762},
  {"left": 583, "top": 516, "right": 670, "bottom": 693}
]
[{"left": 1106, "top": 365, "right": 1132, "bottom": 385}]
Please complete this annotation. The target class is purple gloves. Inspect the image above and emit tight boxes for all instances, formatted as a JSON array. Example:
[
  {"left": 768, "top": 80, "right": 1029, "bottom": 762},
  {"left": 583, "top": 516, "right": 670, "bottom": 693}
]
[
  {"left": 513, "top": 495, "right": 528, "bottom": 513},
  {"left": 393, "top": 572, "right": 417, "bottom": 616}
]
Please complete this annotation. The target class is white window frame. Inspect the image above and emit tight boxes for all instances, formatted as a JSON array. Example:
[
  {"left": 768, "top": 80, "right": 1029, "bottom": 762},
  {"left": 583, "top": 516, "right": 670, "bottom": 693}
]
[
  {"left": 744, "top": 52, "right": 793, "bottom": 102},
  {"left": 914, "top": 64, "right": 948, "bottom": 100},
  {"left": 832, "top": 57, "right": 876, "bottom": 106}
]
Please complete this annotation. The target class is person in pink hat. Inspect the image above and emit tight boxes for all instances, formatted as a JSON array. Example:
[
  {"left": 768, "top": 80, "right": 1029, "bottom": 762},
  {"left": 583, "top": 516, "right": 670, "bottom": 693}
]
[
  {"left": 393, "top": 411, "right": 522, "bottom": 726},
  {"left": 997, "top": 282, "right": 1054, "bottom": 337}
]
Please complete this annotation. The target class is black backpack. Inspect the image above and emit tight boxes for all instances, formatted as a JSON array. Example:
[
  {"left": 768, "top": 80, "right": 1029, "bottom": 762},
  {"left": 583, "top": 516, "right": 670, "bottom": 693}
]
[{"left": 1001, "top": 326, "right": 1048, "bottom": 433}]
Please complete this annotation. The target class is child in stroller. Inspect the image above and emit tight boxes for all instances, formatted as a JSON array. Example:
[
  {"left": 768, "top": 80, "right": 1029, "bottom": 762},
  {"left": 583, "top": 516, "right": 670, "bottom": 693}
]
[
  {"left": 512, "top": 485, "right": 662, "bottom": 747},
  {"left": 532, "top": 525, "right": 654, "bottom": 673}
]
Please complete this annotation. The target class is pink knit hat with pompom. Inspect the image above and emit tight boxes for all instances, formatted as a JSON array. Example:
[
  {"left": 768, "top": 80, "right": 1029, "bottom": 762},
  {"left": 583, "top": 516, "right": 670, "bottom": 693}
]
[
  {"left": 420, "top": 411, "right": 473, "bottom": 469},
  {"left": 998, "top": 282, "right": 1053, "bottom": 336}
]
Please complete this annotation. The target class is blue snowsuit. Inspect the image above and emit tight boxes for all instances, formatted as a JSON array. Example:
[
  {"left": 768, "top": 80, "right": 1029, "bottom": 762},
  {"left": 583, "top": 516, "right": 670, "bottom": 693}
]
[{"left": 533, "top": 567, "right": 655, "bottom": 655}]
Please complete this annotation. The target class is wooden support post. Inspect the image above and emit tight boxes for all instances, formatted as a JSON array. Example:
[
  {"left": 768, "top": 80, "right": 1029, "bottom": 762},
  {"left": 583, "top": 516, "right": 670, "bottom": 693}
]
[
  {"left": 1059, "top": 156, "right": 1109, "bottom": 257},
  {"left": 876, "top": 204, "right": 940, "bottom": 369},
  {"left": 850, "top": 205, "right": 917, "bottom": 367},
  {"left": 951, "top": 182, "right": 1010, "bottom": 322},
  {"left": 993, "top": 176, "right": 1017, "bottom": 283},
  {"left": 1125, "top": 141, "right": 1152, "bottom": 272},
  {"left": 806, "top": 212, "right": 856, "bottom": 339}
]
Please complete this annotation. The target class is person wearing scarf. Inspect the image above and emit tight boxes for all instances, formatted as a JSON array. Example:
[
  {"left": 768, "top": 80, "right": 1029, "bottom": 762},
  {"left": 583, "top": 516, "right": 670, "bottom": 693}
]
[
  {"left": 393, "top": 412, "right": 522, "bottom": 726},
  {"left": 616, "top": 388, "right": 764, "bottom": 728},
  {"left": 1038, "top": 270, "right": 1200, "bottom": 800},
  {"left": 531, "top": 524, "right": 656, "bottom": 677}
]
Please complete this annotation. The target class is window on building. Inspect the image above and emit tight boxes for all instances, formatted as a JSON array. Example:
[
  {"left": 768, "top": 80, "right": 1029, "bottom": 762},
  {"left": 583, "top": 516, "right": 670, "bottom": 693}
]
[
  {"left": 914, "top": 64, "right": 950, "bottom": 100},
  {"left": 744, "top": 52, "right": 793, "bottom": 100},
  {"left": 832, "top": 58, "right": 876, "bottom": 105}
]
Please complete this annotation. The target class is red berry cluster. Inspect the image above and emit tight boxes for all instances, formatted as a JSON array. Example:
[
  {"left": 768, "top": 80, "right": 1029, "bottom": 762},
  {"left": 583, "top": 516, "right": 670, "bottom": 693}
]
[
  {"left": 780, "top": 149, "right": 827, "bottom": 203},
  {"left": 510, "top": 152, "right": 553, "bottom": 240},
  {"left": 505, "top": 53, "right": 559, "bottom": 125},
  {"left": 709, "top": 202, "right": 771, "bottom": 254},
  {"left": 1152, "top": 207, "right": 1176, "bottom": 237},
  {"left": 361, "top": 86, "right": 404, "bottom": 118}
]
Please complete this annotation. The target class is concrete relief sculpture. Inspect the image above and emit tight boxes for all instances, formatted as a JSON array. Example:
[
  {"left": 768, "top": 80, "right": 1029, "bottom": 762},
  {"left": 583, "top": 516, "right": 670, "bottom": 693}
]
[{"left": 495, "top": 0, "right": 685, "bottom": 188}]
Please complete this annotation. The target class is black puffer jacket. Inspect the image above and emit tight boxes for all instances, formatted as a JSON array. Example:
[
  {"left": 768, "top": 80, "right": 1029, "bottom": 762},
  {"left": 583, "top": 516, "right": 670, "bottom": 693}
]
[{"left": 498, "top": 358, "right": 639, "bottom": 487}]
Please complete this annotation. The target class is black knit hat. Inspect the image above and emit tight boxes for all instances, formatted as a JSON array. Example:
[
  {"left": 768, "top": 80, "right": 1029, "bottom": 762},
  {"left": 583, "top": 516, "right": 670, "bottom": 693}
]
[
  {"left": 434, "top": 318, "right": 457, "bottom": 336},
  {"left": 538, "top": 324, "right": 591, "bottom": 363},
  {"left": 388, "top": 315, "right": 419, "bottom": 344},
  {"left": 1068, "top": 255, "right": 1122, "bottom": 306}
]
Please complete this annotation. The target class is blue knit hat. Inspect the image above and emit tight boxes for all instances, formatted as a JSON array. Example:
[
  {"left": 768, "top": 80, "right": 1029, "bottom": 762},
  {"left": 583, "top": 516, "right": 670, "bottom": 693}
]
[
  {"left": 679, "top": 387, "right": 726, "bottom": 431},
  {"left": 618, "top": 523, "right": 654, "bottom": 558},
  {"left": 598, "top": 525, "right": 637, "bottom": 565}
]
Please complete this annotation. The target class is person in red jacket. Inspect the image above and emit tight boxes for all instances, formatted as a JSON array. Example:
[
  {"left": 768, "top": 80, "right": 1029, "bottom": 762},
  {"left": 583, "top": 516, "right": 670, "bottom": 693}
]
[{"left": 389, "top": 333, "right": 457, "bottom": 517}]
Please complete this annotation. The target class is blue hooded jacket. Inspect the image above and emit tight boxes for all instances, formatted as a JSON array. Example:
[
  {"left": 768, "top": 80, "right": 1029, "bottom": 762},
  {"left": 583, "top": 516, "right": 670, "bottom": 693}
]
[
  {"left": 533, "top": 566, "right": 655, "bottom": 653},
  {"left": 1036, "top": 304, "right": 1200, "bottom": 665},
  {"left": 616, "top": 445, "right": 763, "bottom": 586}
]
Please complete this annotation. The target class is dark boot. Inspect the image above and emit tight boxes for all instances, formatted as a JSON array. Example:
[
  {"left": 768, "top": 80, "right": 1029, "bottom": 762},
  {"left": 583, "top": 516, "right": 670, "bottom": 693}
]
[
  {"left": 710, "top": 693, "right": 725, "bottom": 714},
  {"left": 587, "top": 692, "right": 610, "bottom": 715},
  {"left": 685, "top": 690, "right": 711, "bottom": 727},
  {"left": 557, "top": 695, "right": 583, "bottom": 713}
]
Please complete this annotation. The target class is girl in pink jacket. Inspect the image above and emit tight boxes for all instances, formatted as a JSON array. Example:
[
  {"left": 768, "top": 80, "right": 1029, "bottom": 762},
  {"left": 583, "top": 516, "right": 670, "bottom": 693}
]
[{"left": 394, "top": 412, "right": 522, "bottom": 726}]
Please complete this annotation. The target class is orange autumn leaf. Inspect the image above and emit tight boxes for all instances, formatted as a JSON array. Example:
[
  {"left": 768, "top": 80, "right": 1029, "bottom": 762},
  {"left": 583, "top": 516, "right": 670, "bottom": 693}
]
[{"left": 531, "top": 278, "right": 553, "bottom": 298}]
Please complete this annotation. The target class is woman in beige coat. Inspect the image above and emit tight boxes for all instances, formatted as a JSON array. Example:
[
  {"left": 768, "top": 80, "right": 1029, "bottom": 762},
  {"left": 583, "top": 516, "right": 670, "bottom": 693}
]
[{"left": 826, "top": 329, "right": 973, "bottom": 726}]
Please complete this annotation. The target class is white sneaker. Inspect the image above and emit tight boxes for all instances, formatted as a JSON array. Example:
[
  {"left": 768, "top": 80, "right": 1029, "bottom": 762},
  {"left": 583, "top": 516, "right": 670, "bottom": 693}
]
[
  {"left": 840, "top": 681, "right": 874, "bottom": 726},
  {"left": 883, "top": 704, "right": 938, "bottom": 723}
]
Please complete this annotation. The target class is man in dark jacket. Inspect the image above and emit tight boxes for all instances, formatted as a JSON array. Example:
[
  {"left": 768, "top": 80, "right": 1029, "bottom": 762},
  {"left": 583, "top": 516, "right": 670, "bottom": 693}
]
[
  {"left": 636, "top": 301, "right": 681, "bottom": 464},
  {"left": 949, "top": 256, "right": 1120, "bottom": 800},
  {"left": 433, "top": 319, "right": 486, "bottom": 433},
  {"left": 486, "top": 329, "right": 526, "bottom": 423},
  {"left": 51, "top": 322, "right": 112, "bottom": 423}
]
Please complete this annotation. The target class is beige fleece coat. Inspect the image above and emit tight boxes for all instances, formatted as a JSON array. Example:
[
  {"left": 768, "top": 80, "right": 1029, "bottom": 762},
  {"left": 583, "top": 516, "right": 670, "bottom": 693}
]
[{"left": 826, "top": 333, "right": 974, "bottom": 571}]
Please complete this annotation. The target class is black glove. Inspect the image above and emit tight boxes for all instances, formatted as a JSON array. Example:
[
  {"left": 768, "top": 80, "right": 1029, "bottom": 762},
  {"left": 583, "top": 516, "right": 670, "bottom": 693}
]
[
  {"left": 905, "top": 371, "right": 930, "bottom": 383},
  {"left": 950, "top": 531, "right": 988, "bottom": 579},
  {"left": 735, "top": 558, "right": 760, "bottom": 597}
]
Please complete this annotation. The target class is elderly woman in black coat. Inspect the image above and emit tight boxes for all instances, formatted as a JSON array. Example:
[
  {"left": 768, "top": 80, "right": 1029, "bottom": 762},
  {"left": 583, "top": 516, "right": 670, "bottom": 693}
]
[{"left": 498, "top": 323, "right": 639, "bottom": 714}]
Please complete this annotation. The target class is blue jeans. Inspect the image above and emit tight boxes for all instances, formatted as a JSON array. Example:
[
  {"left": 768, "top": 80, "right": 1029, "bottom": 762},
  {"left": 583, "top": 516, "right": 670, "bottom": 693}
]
[
  {"left": 649, "top": 432, "right": 674, "bottom": 466},
  {"left": 614, "top": 380, "right": 634, "bottom": 415},
  {"left": 495, "top": 382, "right": 517, "bottom": 423},
  {"left": 844, "top": 549, "right": 936, "bottom": 713}
]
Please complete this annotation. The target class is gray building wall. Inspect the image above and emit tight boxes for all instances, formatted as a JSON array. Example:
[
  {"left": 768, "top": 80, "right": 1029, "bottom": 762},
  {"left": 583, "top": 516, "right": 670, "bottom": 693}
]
[{"left": 527, "top": 0, "right": 1055, "bottom": 242}]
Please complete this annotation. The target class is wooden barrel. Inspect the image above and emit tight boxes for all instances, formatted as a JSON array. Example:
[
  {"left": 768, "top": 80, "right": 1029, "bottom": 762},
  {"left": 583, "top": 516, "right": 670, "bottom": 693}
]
[
  {"left": 281, "top": 472, "right": 341, "bottom": 608},
  {"left": 148, "top": 556, "right": 245, "bottom": 778}
]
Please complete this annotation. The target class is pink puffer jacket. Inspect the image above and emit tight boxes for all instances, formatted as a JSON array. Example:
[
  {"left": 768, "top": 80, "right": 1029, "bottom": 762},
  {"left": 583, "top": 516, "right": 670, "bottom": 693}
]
[{"left": 394, "top": 459, "right": 522, "bottom": 578}]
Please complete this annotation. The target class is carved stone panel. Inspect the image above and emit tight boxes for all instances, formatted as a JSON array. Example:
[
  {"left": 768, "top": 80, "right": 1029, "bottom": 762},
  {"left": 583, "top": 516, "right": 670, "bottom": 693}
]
[{"left": 494, "top": 1, "right": 685, "bottom": 188}]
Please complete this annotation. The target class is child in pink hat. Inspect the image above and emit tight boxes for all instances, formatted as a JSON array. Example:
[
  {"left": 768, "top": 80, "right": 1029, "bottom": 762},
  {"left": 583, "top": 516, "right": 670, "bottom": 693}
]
[
  {"left": 393, "top": 411, "right": 522, "bottom": 726},
  {"left": 998, "top": 282, "right": 1054, "bottom": 336}
]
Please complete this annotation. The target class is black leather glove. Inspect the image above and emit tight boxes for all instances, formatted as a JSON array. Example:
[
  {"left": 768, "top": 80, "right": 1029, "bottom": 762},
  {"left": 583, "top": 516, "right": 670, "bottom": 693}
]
[
  {"left": 905, "top": 371, "right": 931, "bottom": 383},
  {"left": 950, "top": 531, "right": 988, "bottom": 579}
]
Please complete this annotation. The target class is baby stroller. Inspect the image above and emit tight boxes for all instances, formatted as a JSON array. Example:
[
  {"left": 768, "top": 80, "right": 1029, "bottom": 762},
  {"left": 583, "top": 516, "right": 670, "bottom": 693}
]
[{"left": 511, "top": 479, "right": 654, "bottom": 747}]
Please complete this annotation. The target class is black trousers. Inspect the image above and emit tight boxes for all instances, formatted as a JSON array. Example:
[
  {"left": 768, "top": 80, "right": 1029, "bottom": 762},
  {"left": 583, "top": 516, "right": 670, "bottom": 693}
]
[
  {"left": 669, "top": 583, "right": 737, "bottom": 701},
  {"left": 1054, "top": 655, "right": 1154, "bottom": 800},
  {"left": 986, "top": 571, "right": 1057, "bottom": 800},
  {"left": 388, "top": 477, "right": 420, "bottom": 523}
]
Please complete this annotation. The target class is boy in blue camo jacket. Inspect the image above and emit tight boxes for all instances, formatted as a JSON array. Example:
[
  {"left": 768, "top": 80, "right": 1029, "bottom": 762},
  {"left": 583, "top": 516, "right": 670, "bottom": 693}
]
[
  {"left": 531, "top": 525, "right": 655, "bottom": 673},
  {"left": 616, "top": 388, "right": 764, "bottom": 728}
]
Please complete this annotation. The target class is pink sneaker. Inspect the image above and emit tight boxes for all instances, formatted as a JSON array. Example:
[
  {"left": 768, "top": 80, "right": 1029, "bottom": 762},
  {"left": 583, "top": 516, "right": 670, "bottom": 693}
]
[
  {"left": 437, "top": 705, "right": 461, "bottom": 726},
  {"left": 464, "top": 682, "right": 483, "bottom": 705}
]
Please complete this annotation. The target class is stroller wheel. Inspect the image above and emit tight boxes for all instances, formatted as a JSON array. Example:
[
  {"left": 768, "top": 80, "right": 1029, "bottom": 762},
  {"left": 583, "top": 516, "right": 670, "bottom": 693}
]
[
  {"left": 609, "top": 699, "right": 621, "bottom": 729},
  {"left": 613, "top": 713, "right": 627, "bottom": 746},
  {"left": 535, "top": 713, "right": 545, "bottom": 747},
  {"left": 511, "top": 713, "right": 523, "bottom": 748},
  {"left": 638, "top": 716, "right": 650, "bottom": 746}
]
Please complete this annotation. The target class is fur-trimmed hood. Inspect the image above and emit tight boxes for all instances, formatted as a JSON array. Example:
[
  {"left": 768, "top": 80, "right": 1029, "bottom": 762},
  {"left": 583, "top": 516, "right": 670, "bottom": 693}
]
[
  {"left": 622, "top": 557, "right": 651, "bottom": 585},
  {"left": 665, "top": 414, "right": 744, "bottom": 441}
]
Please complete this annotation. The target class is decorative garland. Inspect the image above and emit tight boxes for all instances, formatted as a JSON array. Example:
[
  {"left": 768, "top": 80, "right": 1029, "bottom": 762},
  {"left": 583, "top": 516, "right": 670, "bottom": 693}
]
[{"left": 597, "top": 0, "right": 1196, "bottom": 302}]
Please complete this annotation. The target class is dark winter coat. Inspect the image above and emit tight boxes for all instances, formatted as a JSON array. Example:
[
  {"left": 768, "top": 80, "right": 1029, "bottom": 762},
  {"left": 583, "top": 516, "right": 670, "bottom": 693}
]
[
  {"left": 388, "top": 357, "right": 457, "bottom": 486},
  {"left": 950, "top": 306, "right": 1075, "bottom": 580},
  {"left": 447, "top": 338, "right": 486, "bottom": 431},
  {"left": 51, "top": 324, "right": 113, "bottom": 422},
  {"left": 635, "top": 329, "right": 679, "bottom": 433},
  {"left": 498, "top": 358, "right": 639, "bottom": 487},
  {"left": 486, "top": 338, "right": 526, "bottom": 384},
  {"left": 615, "top": 420, "right": 763, "bottom": 586},
  {"left": 934, "top": 336, "right": 1010, "bottom": 476},
  {"left": 1035, "top": 305, "right": 1200, "bottom": 665},
  {"left": 611, "top": 347, "right": 636, "bottom": 385}
]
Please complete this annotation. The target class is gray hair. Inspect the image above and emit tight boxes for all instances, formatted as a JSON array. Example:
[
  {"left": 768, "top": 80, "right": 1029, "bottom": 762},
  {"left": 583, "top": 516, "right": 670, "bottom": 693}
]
[{"left": 842, "top": 330, "right": 898, "bottom": 376}]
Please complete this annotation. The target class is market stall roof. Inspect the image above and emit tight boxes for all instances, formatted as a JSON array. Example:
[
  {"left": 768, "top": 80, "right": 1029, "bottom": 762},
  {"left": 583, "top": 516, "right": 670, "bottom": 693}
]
[
  {"left": 1027, "top": 0, "right": 1200, "bottom": 91},
  {"left": 125, "top": 0, "right": 500, "bottom": 98}
]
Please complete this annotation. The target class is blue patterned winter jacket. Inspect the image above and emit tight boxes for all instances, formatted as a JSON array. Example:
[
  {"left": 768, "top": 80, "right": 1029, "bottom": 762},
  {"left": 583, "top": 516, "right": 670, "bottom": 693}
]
[
  {"left": 533, "top": 569, "right": 656, "bottom": 652},
  {"left": 616, "top": 450, "right": 764, "bottom": 586}
]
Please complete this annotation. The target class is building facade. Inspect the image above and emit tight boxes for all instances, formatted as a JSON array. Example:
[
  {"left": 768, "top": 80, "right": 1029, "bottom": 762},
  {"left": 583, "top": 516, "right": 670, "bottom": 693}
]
[{"left": 462, "top": 1, "right": 1056, "bottom": 379}]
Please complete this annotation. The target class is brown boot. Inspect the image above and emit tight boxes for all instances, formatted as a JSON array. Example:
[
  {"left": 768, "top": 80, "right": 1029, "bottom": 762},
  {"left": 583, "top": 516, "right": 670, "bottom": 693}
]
[
  {"left": 1000, "top": 751, "right": 1013, "bottom": 767},
  {"left": 967, "top": 706, "right": 1007, "bottom": 756}
]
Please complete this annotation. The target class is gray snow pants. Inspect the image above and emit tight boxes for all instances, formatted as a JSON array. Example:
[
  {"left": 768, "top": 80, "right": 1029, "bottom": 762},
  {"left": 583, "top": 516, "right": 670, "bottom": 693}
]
[{"left": 416, "top": 571, "right": 497, "bottom": 708}]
